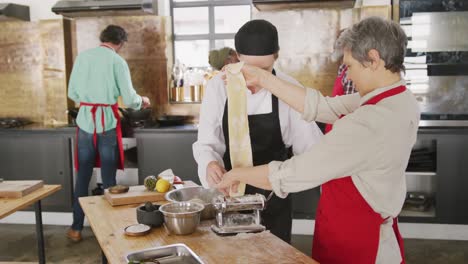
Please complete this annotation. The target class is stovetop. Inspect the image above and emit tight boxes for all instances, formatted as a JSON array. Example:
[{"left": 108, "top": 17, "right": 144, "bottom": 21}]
[{"left": 0, "top": 118, "right": 33, "bottom": 129}]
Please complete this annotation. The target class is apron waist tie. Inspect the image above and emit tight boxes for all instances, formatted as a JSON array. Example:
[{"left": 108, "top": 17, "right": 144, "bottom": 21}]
[
  {"left": 79, "top": 102, "right": 113, "bottom": 148},
  {"left": 75, "top": 102, "right": 123, "bottom": 171}
]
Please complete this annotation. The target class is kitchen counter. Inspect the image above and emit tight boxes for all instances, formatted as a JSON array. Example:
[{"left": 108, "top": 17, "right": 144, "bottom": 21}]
[
  {"left": 0, "top": 123, "right": 76, "bottom": 134},
  {"left": 79, "top": 194, "right": 319, "bottom": 264},
  {"left": 134, "top": 124, "right": 198, "bottom": 133},
  {"left": 0, "top": 125, "right": 75, "bottom": 212}
]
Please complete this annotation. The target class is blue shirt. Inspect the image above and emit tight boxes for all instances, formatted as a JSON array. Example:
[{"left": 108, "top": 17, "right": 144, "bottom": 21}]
[{"left": 68, "top": 46, "right": 142, "bottom": 133}]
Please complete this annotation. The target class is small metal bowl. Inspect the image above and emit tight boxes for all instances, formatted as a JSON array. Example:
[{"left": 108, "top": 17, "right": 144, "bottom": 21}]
[
  {"left": 159, "top": 202, "right": 204, "bottom": 235},
  {"left": 165, "top": 187, "right": 222, "bottom": 220}
]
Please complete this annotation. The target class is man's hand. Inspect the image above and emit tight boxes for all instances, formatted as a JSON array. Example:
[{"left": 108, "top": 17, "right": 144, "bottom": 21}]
[
  {"left": 141, "top": 96, "right": 151, "bottom": 108},
  {"left": 206, "top": 161, "right": 226, "bottom": 188}
]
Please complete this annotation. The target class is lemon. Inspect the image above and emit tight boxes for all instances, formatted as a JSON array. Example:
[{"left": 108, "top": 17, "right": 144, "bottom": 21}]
[{"left": 155, "top": 179, "right": 171, "bottom": 193}]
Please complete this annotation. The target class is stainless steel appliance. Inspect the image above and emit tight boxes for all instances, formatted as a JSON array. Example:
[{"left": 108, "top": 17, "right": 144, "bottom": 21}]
[
  {"left": 400, "top": 1, "right": 468, "bottom": 127},
  {"left": 211, "top": 194, "right": 267, "bottom": 235},
  {"left": 52, "top": 0, "right": 157, "bottom": 18},
  {"left": 0, "top": 3, "right": 30, "bottom": 21}
]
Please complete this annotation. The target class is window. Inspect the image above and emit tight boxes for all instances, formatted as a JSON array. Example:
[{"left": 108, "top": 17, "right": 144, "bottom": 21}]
[{"left": 171, "top": 0, "right": 251, "bottom": 67}]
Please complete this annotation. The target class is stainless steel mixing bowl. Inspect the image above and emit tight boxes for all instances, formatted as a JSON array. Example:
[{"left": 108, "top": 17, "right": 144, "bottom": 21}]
[
  {"left": 165, "top": 186, "right": 222, "bottom": 220},
  {"left": 159, "top": 202, "right": 204, "bottom": 235}
]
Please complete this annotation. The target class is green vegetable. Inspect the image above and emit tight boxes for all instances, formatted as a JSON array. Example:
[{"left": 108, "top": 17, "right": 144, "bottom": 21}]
[{"left": 144, "top": 175, "right": 157, "bottom": 191}]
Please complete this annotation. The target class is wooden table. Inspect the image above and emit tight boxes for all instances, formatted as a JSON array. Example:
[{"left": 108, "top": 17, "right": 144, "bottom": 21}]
[
  {"left": 80, "top": 194, "right": 319, "bottom": 264},
  {"left": 0, "top": 185, "right": 61, "bottom": 264}
]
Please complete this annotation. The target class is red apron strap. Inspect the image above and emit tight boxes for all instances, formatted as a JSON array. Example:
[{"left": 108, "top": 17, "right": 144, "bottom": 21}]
[
  {"left": 393, "top": 218, "right": 406, "bottom": 264},
  {"left": 110, "top": 103, "right": 125, "bottom": 170},
  {"left": 90, "top": 105, "right": 98, "bottom": 148},
  {"left": 101, "top": 107, "right": 106, "bottom": 135},
  {"left": 362, "top": 86, "right": 406, "bottom": 106}
]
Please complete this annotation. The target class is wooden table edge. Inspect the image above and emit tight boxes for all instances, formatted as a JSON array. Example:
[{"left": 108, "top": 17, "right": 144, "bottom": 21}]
[
  {"left": 79, "top": 195, "right": 118, "bottom": 263},
  {"left": 0, "top": 185, "right": 62, "bottom": 219}
]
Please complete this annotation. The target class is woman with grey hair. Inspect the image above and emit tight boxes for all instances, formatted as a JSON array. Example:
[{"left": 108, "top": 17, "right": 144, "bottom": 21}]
[{"left": 217, "top": 16, "right": 418, "bottom": 263}]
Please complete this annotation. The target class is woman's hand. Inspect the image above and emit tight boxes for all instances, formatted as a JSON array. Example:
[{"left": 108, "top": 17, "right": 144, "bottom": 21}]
[
  {"left": 216, "top": 168, "right": 241, "bottom": 196},
  {"left": 240, "top": 64, "right": 265, "bottom": 91},
  {"left": 217, "top": 165, "right": 272, "bottom": 196},
  {"left": 221, "top": 64, "right": 267, "bottom": 93}
]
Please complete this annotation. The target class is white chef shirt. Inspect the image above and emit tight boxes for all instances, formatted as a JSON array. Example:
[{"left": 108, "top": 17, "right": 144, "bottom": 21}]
[
  {"left": 268, "top": 80, "right": 420, "bottom": 264},
  {"left": 193, "top": 69, "right": 323, "bottom": 188}
]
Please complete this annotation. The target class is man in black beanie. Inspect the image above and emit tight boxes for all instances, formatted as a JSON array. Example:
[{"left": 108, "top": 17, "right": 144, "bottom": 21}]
[{"left": 193, "top": 19, "right": 323, "bottom": 243}]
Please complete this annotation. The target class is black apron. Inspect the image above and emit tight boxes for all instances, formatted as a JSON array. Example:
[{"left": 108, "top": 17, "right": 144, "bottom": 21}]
[{"left": 222, "top": 70, "right": 292, "bottom": 243}]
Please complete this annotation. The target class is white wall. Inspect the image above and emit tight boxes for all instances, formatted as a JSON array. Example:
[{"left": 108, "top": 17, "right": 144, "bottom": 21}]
[{"left": 0, "top": 0, "right": 60, "bottom": 21}]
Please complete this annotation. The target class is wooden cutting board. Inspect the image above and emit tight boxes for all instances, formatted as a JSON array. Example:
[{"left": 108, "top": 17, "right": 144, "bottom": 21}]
[
  {"left": 104, "top": 185, "right": 171, "bottom": 206},
  {"left": 0, "top": 180, "right": 44, "bottom": 198},
  {"left": 104, "top": 181, "right": 199, "bottom": 206}
]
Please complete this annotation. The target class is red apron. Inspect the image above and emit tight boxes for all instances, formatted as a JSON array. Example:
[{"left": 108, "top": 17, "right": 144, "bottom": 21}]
[
  {"left": 74, "top": 102, "right": 124, "bottom": 171},
  {"left": 324, "top": 67, "right": 347, "bottom": 133},
  {"left": 312, "top": 86, "right": 407, "bottom": 264}
]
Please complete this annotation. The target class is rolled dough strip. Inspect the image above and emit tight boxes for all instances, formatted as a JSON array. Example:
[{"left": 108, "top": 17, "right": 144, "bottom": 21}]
[{"left": 225, "top": 62, "right": 253, "bottom": 197}]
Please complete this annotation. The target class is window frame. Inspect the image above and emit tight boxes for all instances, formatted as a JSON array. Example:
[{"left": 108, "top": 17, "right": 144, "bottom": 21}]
[{"left": 170, "top": 0, "right": 252, "bottom": 66}]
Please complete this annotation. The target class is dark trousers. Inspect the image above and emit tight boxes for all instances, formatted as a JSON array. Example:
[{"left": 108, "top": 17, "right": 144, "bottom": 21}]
[{"left": 71, "top": 128, "right": 118, "bottom": 231}]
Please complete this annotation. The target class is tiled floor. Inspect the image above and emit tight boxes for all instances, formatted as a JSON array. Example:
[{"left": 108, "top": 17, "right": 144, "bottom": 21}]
[{"left": 1, "top": 224, "right": 468, "bottom": 263}]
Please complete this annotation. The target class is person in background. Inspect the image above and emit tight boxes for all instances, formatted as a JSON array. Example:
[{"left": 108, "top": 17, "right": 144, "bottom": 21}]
[
  {"left": 208, "top": 47, "right": 239, "bottom": 71},
  {"left": 193, "top": 19, "right": 323, "bottom": 243},
  {"left": 325, "top": 28, "right": 358, "bottom": 133},
  {"left": 217, "top": 17, "right": 418, "bottom": 263},
  {"left": 66, "top": 25, "right": 150, "bottom": 242}
]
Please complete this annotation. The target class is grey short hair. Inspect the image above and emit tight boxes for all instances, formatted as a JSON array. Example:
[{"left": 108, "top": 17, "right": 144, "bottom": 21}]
[
  {"left": 331, "top": 29, "right": 348, "bottom": 61},
  {"left": 340, "top": 17, "right": 407, "bottom": 73}
]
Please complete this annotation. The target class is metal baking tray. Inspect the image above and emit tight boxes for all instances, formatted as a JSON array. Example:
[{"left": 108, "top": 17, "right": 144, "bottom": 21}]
[{"left": 126, "top": 243, "right": 204, "bottom": 264}]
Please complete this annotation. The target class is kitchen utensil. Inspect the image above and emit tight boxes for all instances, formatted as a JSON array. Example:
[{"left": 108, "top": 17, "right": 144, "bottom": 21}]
[
  {"left": 165, "top": 186, "right": 222, "bottom": 220},
  {"left": 0, "top": 180, "right": 44, "bottom": 198},
  {"left": 190, "top": 85, "right": 202, "bottom": 102},
  {"left": 156, "top": 115, "right": 190, "bottom": 126},
  {"left": 126, "top": 243, "right": 205, "bottom": 264},
  {"left": 104, "top": 185, "right": 171, "bottom": 206},
  {"left": 118, "top": 107, "right": 152, "bottom": 127},
  {"left": 171, "top": 86, "right": 185, "bottom": 102},
  {"left": 124, "top": 223, "right": 151, "bottom": 237},
  {"left": 211, "top": 193, "right": 266, "bottom": 235},
  {"left": 136, "top": 202, "right": 164, "bottom": 227},
  {"left": 159, "top": 202, "right": 204, "bottom": 235},
  {"left": 108, "top": 185, "right": 129, "bottom": 194},
  {"left": 403, "top": 192, "right": 434, "bottom": 212},
  {"left": 119, "top": 107, "right": 151, "bottom": 120}
]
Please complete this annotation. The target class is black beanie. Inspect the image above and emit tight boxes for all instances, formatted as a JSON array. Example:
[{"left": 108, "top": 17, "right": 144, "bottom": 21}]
[{"left": 235, "top": 19, "right": 279, "bottom": 56}]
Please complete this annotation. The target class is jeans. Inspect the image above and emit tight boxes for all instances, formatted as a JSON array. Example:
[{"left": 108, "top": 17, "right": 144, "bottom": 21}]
[{"left": 71, "top": 128, "right": 118, "bottom": 231}]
